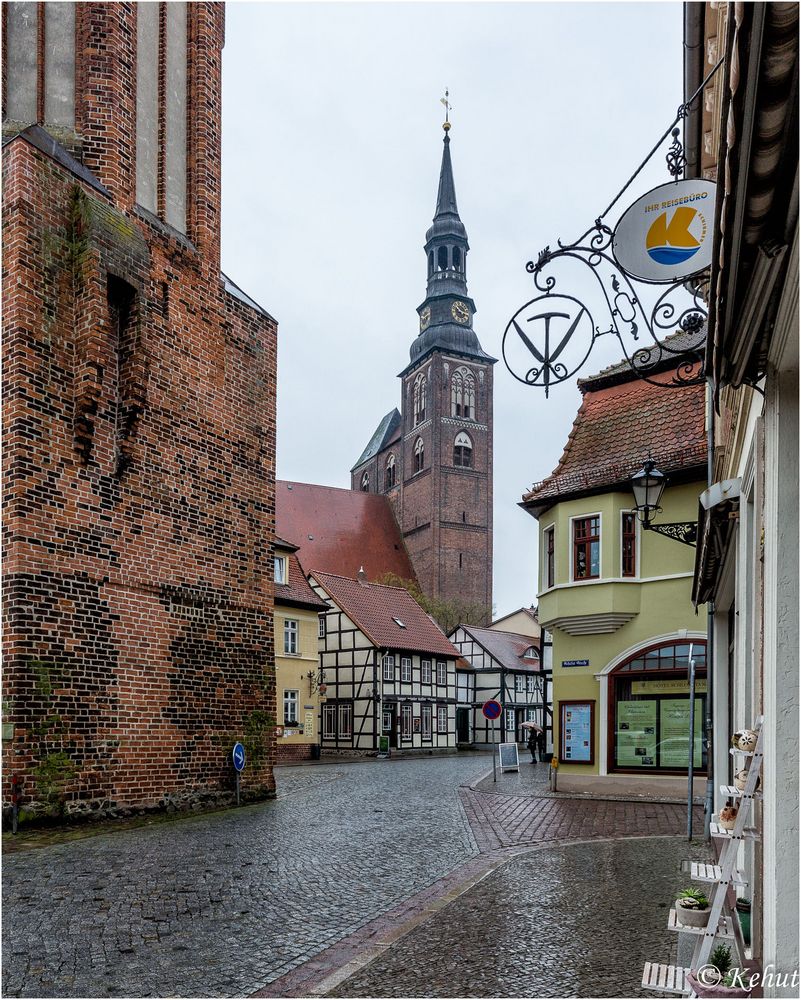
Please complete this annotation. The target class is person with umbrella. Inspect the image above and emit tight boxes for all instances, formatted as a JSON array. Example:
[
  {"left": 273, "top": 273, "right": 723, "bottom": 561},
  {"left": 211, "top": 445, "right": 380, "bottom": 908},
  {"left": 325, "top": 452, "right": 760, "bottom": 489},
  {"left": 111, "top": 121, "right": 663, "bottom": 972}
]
[{"left": 523, "top": 721, "right": 544, "bottom": 763}]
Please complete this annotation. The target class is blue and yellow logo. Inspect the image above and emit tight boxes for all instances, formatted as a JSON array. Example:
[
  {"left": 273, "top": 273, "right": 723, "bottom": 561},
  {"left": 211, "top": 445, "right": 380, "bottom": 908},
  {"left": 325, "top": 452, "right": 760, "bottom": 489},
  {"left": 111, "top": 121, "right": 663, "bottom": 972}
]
[{"left": 646, "top": 206, "right": 705, "bottom": 265}]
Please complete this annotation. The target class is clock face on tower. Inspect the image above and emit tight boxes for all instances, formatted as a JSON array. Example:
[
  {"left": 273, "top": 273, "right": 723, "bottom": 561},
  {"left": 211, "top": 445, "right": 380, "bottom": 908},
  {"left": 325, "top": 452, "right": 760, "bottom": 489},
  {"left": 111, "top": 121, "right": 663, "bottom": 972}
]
[
  {"left": 420, "top": 306, "right": 431, "bottom": 331},
  {"left": 451, "top": 300, "right": 470, "bottom": 324}
]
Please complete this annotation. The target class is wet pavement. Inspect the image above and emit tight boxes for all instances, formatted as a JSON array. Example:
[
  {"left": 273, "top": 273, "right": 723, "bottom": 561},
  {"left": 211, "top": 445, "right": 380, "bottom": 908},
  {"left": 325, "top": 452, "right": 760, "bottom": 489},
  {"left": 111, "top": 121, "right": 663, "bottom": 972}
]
[
  {"left": 326, "top": 837, "right": 706, "bottom": 999},
  {"left": 2, "top": 754, "right": 709, "bottom": 998}
]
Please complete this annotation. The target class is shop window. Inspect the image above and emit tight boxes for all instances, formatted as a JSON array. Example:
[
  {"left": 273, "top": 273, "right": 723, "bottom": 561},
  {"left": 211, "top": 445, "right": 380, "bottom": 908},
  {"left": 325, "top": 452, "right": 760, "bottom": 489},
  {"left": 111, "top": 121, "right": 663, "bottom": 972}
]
[
  {"left": 505, "top": 709, "right": 516, "bottom": 738},
  {"left": 338, "top": 702, "right": 352, "bottom": 739},
  {"left": 401, "top": 704, "right": 413, "bottom": 739},
  {"left": 322, "top": 703, "right": 336, "bottom": 739},
  {"left": 622, "top": 512, "right": 637, "bottom": 577},
  {"left": 612, "top": 642, "right": 707, "bottom": 773},
  {"left": 573, "top": 516, "right": 600, "bottom": 580}
]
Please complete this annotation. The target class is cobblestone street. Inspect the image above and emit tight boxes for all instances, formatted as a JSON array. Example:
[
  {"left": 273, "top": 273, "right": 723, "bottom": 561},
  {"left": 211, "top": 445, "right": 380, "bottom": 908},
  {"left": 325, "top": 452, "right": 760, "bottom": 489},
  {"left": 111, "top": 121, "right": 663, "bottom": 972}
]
[{"left": 3, "top": 756, "right": 705, "bottom": 998}]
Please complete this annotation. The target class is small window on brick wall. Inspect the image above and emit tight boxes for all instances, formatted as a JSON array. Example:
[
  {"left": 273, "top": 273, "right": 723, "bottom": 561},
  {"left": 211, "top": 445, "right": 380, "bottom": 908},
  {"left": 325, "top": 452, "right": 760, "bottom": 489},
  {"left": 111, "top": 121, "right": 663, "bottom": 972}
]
[{"left": 108, "top": 276, "right": 141, "bottom": 476}]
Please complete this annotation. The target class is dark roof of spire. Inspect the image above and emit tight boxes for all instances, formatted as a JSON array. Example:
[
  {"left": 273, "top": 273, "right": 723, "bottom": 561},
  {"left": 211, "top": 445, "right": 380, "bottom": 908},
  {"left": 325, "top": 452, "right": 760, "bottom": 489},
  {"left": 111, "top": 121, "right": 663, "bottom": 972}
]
[{"left": 435, "top": 134, "right": 459, "bottom": 218}]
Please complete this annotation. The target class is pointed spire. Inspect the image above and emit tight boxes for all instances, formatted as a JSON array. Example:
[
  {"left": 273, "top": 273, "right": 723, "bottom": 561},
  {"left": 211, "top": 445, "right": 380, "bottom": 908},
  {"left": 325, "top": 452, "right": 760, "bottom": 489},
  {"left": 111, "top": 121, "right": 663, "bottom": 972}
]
[{"left": 434, "top": 132, "right": 460, "bottom": 219}]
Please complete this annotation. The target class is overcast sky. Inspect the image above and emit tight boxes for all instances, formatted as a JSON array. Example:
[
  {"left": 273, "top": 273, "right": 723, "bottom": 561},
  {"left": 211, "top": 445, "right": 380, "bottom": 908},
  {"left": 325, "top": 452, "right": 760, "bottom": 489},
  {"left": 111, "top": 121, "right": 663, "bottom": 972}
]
[{"left": 221, "top": 1, "right": 684, "bottom": 619}]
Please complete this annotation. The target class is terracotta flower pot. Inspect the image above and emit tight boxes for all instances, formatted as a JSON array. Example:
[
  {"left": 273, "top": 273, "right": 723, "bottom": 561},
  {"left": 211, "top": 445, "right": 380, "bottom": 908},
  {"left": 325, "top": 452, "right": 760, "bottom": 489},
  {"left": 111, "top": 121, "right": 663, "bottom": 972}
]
[
  {"left": 686, "top": 971, "right": 751, "bottom": 998},
  {"left": 674, "top": 901, "right": 710, "bottom": 928}
]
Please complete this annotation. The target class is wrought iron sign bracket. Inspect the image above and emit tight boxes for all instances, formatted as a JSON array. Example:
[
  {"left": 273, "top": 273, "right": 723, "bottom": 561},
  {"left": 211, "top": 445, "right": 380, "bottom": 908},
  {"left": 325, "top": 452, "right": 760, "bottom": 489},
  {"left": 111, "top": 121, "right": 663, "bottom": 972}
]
[
  {"left": 503, "top": 58, "right": 723, "bottom": 398},
  {"left": 645, "top": 521, "right": 698, "bottom": 548}
]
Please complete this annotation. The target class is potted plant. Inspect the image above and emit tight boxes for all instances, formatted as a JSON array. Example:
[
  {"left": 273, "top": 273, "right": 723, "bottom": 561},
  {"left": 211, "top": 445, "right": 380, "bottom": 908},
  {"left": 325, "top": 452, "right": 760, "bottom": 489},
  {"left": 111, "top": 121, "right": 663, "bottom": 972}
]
[
  {"left": 719, "top": 802, "right": 739, "bottom": 830},
  {"left": 674, "top": 886, "right": 711, "bottom": 928},
  {"left": 736, "top": 897, "right": 751, "bottom": 946},
  {"left": 688, "top": 945, "right": 752, "bottom": 998}
]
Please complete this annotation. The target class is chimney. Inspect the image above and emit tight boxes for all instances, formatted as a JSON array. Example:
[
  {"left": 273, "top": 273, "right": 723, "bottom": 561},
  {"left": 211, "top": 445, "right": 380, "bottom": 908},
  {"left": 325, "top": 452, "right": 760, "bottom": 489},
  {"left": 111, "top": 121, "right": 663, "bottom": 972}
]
[{"left": 357, "top": 566, "right": 368, "bottom": 587}]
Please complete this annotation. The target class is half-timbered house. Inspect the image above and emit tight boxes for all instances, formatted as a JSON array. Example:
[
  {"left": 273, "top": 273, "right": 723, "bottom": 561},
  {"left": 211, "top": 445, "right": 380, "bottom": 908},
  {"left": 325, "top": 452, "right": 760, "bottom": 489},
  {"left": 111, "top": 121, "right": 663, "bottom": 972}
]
[
  {"left": 449, "top": 625, "right": 552, "bottom": 751},
  {"left": 310, "top": 571, "right": 460, "bottom": 754}
]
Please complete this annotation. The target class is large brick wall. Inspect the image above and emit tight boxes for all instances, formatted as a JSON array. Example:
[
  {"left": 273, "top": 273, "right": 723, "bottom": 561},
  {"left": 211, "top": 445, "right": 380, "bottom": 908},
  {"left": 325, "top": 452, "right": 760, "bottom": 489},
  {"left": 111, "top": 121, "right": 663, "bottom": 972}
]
[{"left": 2, "top": 3, "right": 277, "bottom": 823}]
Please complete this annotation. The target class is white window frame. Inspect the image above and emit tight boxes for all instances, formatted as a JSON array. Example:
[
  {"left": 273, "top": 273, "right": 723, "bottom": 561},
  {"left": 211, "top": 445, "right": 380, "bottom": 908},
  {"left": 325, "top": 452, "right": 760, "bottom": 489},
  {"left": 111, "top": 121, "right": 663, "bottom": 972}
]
[
  {"left": 515, "top": 675, "right": 525, "bottom": 694},
  {"left": 527, "top": 675, "right": 536, "bottom": 694},
  {"left": 274, "top": 555, "right": 287, "bottom": 585},
  {"left": 401, "top": 703, "right": 413, "bottom": 739},
  {"left": 436, "top": 661, "right": 447, "bottom": 685},
  {"left": 283, "top": 689, "right": 298, "bottom": 725},
  {"left": 338, "top": 702, "right": 352, "bottom": 739},
  {"left": 283, "top": 618, "right": 298, "bottom": 655},
  {"left": 505, "top": 709, "right": 516, "bottom": 737},
  {"left": 401, "top": 657, "right": 412, "bottom": 683},
  {"left": 322, "top": 703, "right": 336, "bottom": 738},
  {"left": 382, "top": 654, "right": 395, "bottom": 681},
  {"left": 421, "top": 704, "right": 432, "bottom": 738},
  {"left": 569, "top": 511, "right": 603, "bottom": 583},
  {"left": 542, "top": 522, "right": 555, "bottom": 591},
  {"left": 437, "top": 705, "right": 448, "bottom": 732},
  {"left": 318, "top": 614, "right": 326, "bottom": 639},
  {"left": 421, "top": 659, "right": 432, "bottom": 684}
]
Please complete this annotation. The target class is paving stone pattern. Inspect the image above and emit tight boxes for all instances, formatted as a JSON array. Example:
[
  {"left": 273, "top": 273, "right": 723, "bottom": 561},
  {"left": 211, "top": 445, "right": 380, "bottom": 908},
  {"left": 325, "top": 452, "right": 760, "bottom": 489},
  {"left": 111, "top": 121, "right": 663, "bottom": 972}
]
[
  {"left": 327, "top": 837, "right": 707, "bottom": 999},
  {"left": 2, "top": 758, "right": 484, "bottom": 998}
]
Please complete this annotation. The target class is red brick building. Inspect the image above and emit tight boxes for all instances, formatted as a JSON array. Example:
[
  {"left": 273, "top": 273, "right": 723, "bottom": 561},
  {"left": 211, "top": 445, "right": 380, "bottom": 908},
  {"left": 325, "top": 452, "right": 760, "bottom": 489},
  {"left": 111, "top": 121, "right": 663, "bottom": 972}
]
[
  {"left": 2, "top": 3, "right": 277, "bottom": 821},
  {"left": 350, "top": 123, "right": 496, "bottom": 618}
]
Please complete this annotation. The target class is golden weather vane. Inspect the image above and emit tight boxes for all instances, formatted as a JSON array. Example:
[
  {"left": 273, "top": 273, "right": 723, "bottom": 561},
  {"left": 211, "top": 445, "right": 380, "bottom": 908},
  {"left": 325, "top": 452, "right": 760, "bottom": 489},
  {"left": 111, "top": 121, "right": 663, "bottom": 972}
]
[{"left": 440, "top": 88, "right": 452, "bottom": 132}]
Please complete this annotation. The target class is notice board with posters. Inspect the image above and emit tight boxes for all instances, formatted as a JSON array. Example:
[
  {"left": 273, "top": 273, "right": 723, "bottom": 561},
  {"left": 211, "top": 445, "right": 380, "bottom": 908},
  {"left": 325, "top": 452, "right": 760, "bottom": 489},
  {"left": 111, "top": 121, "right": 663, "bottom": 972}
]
[
  {"left": 616, "top": 700, "right": 658, "bottom": 766},
  {"left": 559, "top": 701, "right": 594, "bottom": 764}
]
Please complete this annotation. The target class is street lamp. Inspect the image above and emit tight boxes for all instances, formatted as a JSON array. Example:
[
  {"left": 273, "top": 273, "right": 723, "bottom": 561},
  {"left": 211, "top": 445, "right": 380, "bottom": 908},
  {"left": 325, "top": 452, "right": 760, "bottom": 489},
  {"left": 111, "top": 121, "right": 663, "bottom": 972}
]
[{"left": 630, "top": 458, "right": 697, "bottom": 547}]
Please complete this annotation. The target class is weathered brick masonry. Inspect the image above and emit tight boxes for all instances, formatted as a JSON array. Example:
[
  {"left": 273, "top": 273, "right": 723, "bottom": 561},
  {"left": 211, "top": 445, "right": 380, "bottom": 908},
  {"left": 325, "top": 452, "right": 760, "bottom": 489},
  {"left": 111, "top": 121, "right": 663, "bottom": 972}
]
[{"left": 2, "top": 3, "right": 277, "bottom": 822}]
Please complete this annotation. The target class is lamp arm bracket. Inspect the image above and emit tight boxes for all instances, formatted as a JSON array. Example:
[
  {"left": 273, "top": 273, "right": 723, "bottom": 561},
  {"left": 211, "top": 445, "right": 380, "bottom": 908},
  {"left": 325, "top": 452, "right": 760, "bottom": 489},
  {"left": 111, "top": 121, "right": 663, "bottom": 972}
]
[{"left": 646, "top": 521, "right": 698, "bottom": 547}]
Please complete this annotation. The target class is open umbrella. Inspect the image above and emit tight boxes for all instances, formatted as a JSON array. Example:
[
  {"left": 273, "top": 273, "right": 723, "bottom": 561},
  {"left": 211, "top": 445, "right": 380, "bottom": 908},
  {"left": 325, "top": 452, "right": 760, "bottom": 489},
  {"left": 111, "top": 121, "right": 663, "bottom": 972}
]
[{"left": 521, "top": 721, "right": 542, "bottom": 731}]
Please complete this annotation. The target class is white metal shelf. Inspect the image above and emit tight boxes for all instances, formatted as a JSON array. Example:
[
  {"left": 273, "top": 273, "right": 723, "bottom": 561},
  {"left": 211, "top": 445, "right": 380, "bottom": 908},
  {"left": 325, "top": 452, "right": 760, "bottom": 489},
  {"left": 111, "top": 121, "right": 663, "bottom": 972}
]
[
  {"left": 668, "top": 909, "right": 734, "bottom": 938},
  {"left": 642, "top": 962, "right": 689, "bottom": 994}
]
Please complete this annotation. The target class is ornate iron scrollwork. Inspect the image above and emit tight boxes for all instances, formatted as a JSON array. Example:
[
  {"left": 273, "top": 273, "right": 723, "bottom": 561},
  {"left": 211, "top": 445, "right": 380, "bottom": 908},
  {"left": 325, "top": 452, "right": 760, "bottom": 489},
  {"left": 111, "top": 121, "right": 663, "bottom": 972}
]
[
  {"left": 502, "top": 66, "right": 724, "bottom": 397},
  {"left": 646, "top": 521, "right": 698, "bottom": 547}
]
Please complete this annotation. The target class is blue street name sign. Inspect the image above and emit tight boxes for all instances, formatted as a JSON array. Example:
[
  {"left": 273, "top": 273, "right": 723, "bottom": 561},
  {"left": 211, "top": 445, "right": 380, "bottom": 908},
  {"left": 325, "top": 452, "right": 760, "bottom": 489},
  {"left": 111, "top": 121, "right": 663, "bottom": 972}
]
[
  {"left": 232, "top": 742, "right": 246, "bottom": 772},
  {"left": 482, "top": 699, "right": 502, "bottom": 720}
]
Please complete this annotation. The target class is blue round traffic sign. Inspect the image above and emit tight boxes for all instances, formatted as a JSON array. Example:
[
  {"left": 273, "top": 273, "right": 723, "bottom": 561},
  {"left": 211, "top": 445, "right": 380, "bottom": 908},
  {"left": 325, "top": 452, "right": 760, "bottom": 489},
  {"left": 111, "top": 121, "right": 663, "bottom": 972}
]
[
  {"left": 482, "top": 700, "right": 502, "bottom": 721},
  {"left": 232, "top": 742, "right": 246, "bottom": 772}
]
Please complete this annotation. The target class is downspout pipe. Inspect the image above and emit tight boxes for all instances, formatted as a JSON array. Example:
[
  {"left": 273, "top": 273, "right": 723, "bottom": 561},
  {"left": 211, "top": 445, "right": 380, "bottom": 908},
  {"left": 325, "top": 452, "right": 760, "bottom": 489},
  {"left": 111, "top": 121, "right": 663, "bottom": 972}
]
[
  {"left": 683, "top": 2, "right": 705, "bottom": 179},
  {"left": 704, "top": 376, "right": 715, "bottom": 841}
]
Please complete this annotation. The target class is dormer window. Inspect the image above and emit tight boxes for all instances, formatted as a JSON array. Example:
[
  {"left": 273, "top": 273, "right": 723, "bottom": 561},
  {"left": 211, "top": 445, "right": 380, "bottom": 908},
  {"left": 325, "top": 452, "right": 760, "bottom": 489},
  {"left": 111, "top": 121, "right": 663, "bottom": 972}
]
[
  {"left": 524, "top": 646, "right": 539, "bottom": 660},
  {"left": 392, "top": 617, "right": 406, "bottom": 629},
  {"left": 274, "top": 555, "right": 287, "bottom": 585}
]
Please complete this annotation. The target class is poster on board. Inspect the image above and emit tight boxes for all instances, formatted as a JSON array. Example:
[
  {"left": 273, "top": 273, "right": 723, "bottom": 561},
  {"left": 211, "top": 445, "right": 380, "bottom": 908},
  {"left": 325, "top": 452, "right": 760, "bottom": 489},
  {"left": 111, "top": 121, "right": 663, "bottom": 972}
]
[
  {"left": 560, "top": 702, "right": 593, "bottom": 763},
  {"left": 660, "top": 698, "right": 705, "bottom": 768},
  {"left": 616, "top": 700, "right": 658, "bottom": 766}
]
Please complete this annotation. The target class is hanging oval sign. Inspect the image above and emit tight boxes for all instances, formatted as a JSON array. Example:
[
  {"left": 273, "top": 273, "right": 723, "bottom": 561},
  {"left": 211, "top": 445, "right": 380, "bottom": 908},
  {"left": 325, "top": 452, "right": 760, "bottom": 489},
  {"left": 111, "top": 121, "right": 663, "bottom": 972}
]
[{"left": 612, "top": 179, "right": 717, "bottom": 283}]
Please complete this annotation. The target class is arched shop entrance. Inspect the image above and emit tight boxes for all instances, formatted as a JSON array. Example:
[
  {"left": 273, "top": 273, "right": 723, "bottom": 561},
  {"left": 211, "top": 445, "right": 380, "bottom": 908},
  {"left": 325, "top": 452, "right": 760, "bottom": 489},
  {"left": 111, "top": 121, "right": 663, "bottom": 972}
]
[{"left": 606, "top": 639, "right": 707, "bottom": 774}]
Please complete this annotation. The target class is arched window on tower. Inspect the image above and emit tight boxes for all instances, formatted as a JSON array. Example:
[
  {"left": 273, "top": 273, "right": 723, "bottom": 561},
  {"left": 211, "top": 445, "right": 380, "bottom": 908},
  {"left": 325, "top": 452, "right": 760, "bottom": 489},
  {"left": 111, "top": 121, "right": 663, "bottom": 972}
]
[
  {"left": 385, "top": 454, "right": 396, "bottom": 491},
  {"left": 453, "top": 432, "right": 473, "bottom": 468},
  {"left": 413, "top": 372, "right": 427, "bottom": 426},
  {"left": 428, "top": 250, "right": 435, "bottom": 276},
  {"left": 361, "top": 472, "right": 370, "bottom": 492},
  {"left": 437, "top": 246, "right": 448, "bottom": 271},
  {"left": 452, "top": 247, "right": 462, "bottom": 271},
  {"left": 451, "top": 367, "right": 476, "bottom": 419},
  {"left": 413, "top": 438, "right": 425, "bottom": 474}
]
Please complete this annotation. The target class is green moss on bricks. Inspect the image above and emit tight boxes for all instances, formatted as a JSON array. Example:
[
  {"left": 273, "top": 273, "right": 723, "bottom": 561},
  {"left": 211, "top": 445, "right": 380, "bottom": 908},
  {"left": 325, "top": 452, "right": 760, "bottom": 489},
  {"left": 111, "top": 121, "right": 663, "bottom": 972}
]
[
  {"left": 242, "top": 710, "right": 274, "bottom": 769},
  {"left": 32, "top": 752, "right": 77, "bottom": 816}
]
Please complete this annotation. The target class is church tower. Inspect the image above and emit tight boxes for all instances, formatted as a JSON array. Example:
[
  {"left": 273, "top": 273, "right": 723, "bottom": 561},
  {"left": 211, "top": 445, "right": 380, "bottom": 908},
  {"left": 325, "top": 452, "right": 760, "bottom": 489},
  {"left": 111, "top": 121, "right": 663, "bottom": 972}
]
[{"left": 352, "top": 114, "right": 495, "bottom": 617}]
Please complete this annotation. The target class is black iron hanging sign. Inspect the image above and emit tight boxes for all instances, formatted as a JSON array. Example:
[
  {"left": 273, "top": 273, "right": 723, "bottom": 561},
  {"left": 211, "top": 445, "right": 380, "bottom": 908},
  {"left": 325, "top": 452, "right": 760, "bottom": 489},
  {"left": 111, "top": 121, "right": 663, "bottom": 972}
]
[{"left": 503, "top": 63, "right": 722, "bottom": 398}]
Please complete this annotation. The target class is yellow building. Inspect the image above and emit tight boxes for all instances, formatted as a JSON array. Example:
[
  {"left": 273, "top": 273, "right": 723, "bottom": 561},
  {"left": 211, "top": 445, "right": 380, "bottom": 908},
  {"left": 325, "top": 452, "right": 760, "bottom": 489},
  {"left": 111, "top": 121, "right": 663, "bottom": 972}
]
[
  {"left": 521, "top": 348, "right": 707, "bottom": 790},
  {"left": 273, "top": 538, "right": 328, "bottom": 762}
]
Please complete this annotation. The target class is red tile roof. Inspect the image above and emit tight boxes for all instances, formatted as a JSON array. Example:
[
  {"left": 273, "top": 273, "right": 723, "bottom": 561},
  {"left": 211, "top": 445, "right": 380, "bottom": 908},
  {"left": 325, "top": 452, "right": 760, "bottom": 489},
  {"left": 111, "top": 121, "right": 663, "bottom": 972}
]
[
  {"left": 522, "top": 363, "right": 706, "bottom": 509},
  {"left": 274, "top": 544, "right": 329, "bottom": 611},
  {"left": 276, "top": 481, "right": 416, "bottom": 583},
  {"left": 312, "top": 571, "right": 459, "bottom": 658},
  {"left": 457, "top": 625, "right": 542, "bottom": 673}
]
